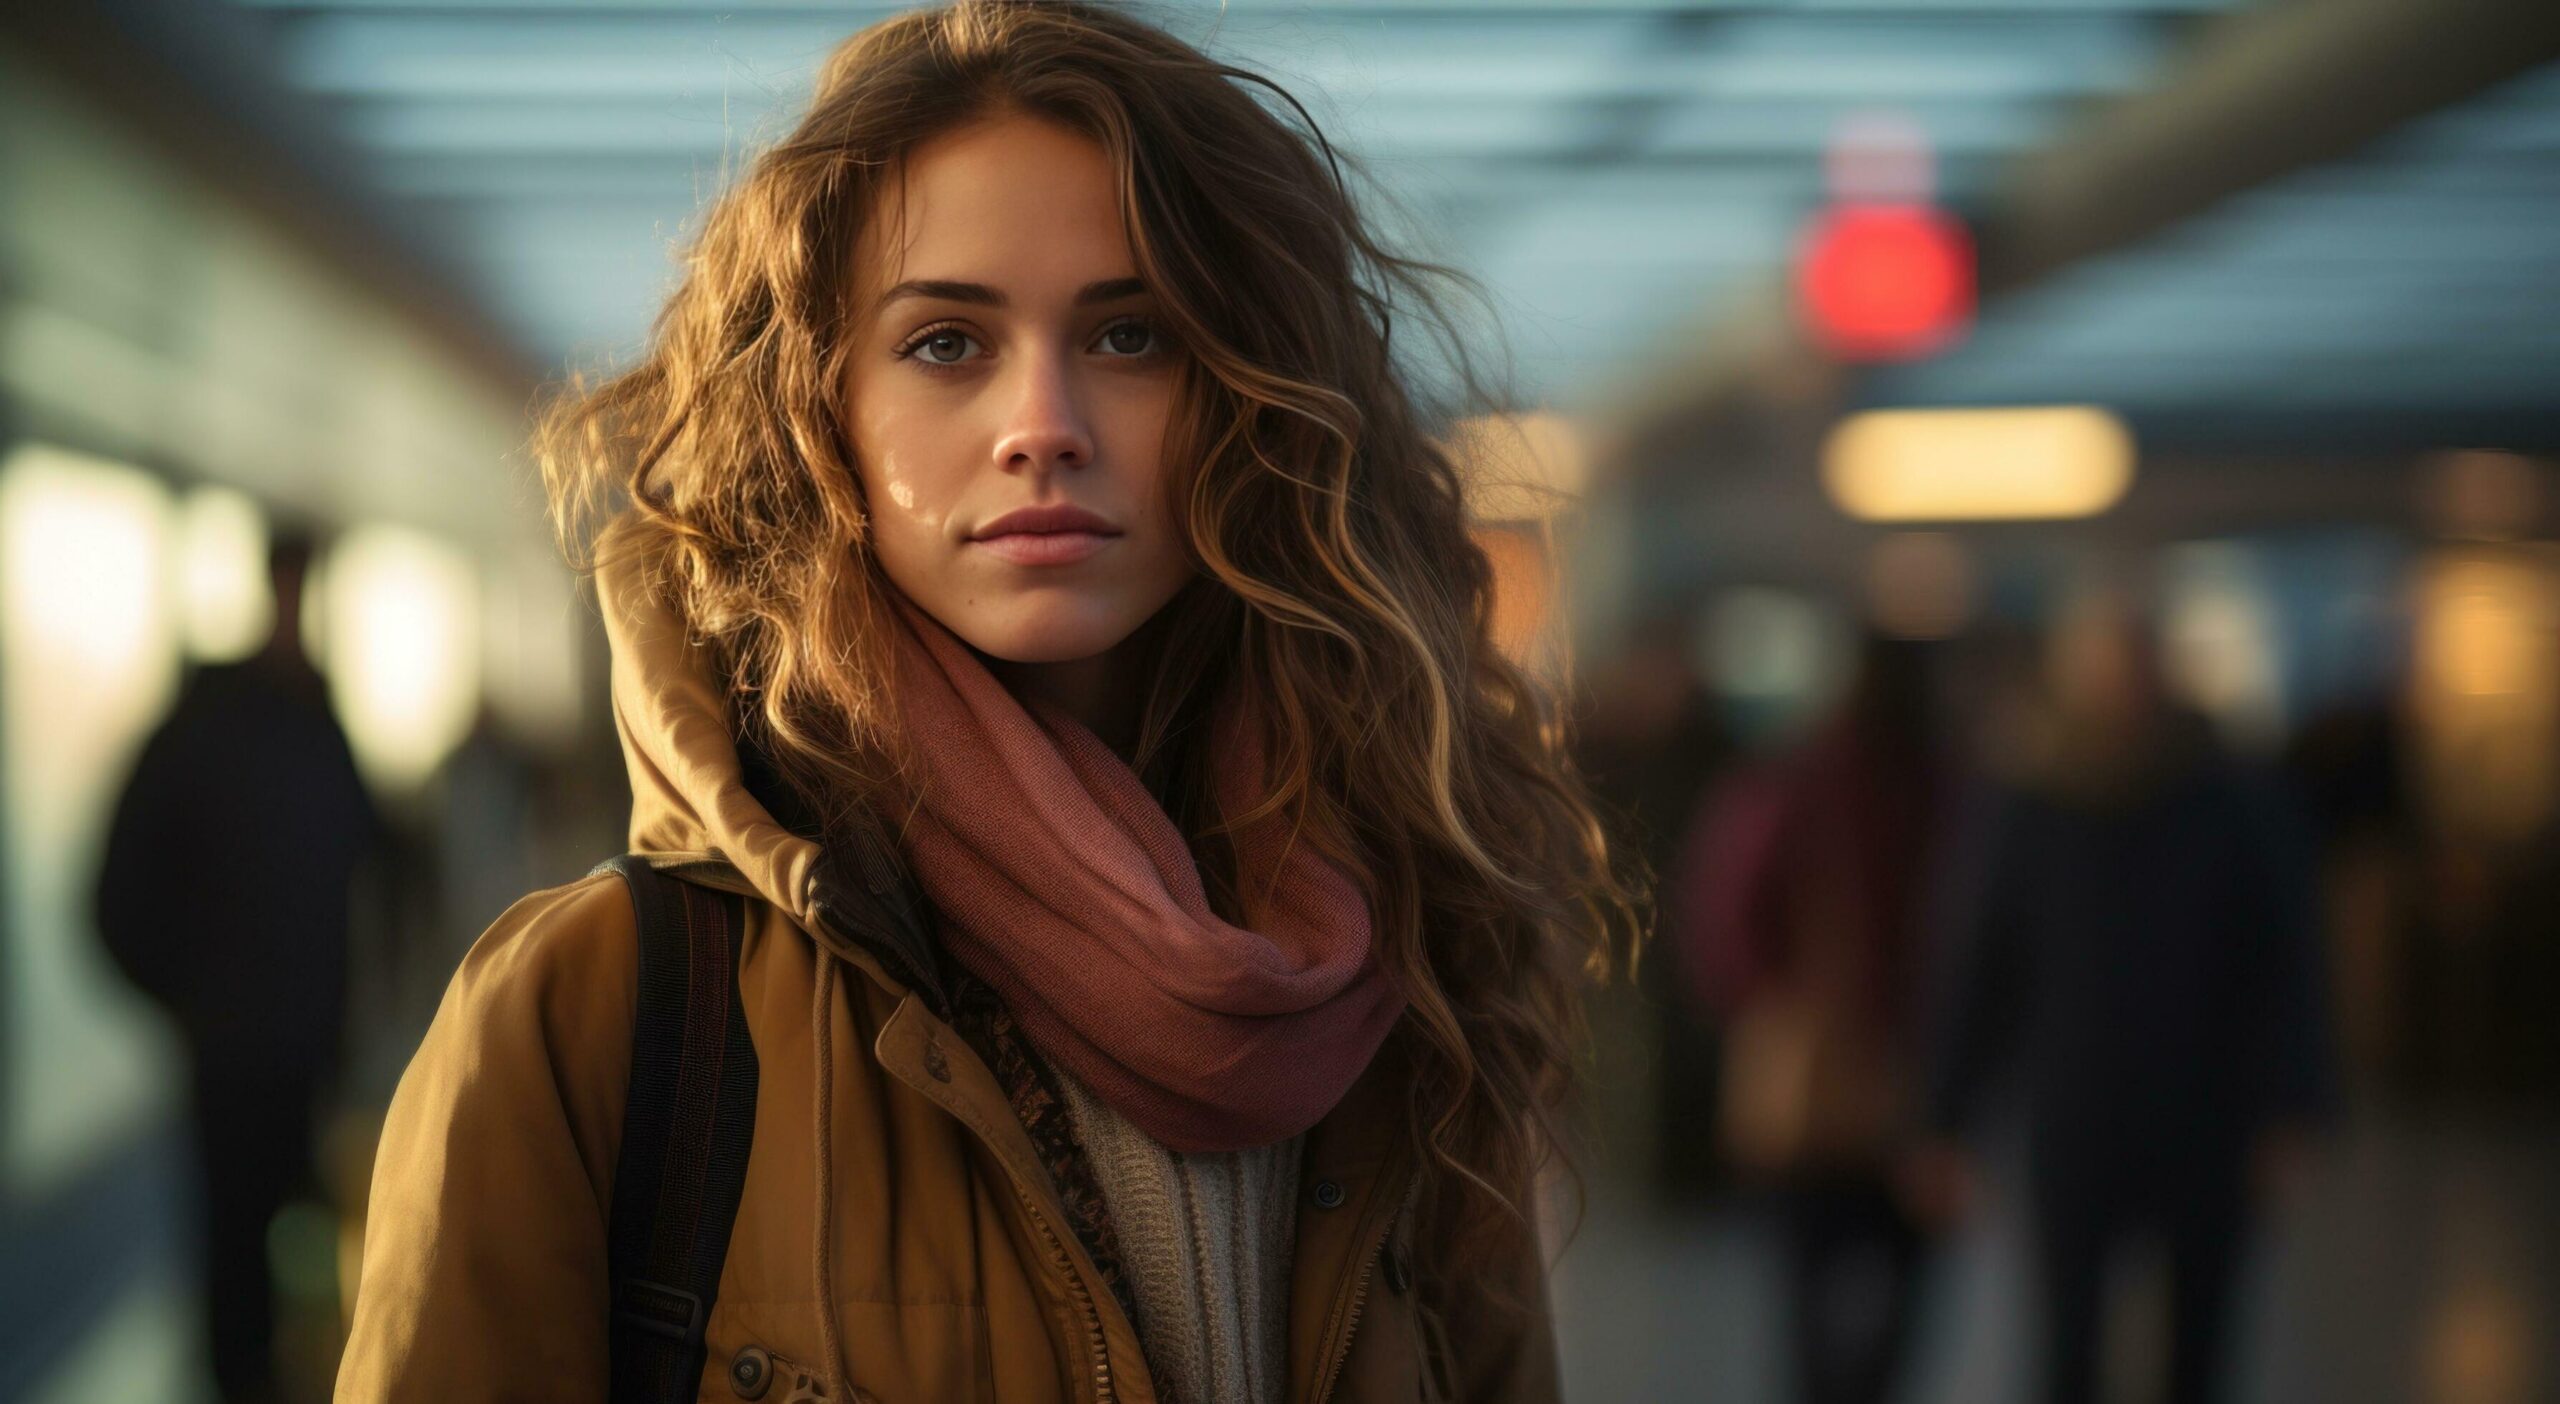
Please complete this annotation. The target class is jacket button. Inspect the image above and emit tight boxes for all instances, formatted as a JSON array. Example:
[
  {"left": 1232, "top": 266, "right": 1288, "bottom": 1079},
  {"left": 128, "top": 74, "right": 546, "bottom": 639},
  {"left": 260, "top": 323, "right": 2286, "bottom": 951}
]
[
  {"left": 1312, "top": 1178, "right": 1345, "bottom": 1209},
  {"left": 1381, "top": 1238, "right": 1413, "bottom": 1295},
  {"left": 729, "top": 1344, "right": 773, "bottom": 1399}
]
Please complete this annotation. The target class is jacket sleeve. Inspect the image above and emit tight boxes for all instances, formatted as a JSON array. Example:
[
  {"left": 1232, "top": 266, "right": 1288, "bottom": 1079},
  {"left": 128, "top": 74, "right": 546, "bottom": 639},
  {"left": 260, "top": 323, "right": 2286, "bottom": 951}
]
[{"left": 335, "top": 872, "right": 638, "bottom": 1403}]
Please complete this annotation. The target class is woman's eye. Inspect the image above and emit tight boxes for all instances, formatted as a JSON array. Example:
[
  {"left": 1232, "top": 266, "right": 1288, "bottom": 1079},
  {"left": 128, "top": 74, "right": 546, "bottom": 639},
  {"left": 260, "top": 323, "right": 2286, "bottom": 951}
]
[
  {"left": 1096, "top": 319, "right": 1156, "bottom": 357},
  {"left": 898, "top": 326, "right": 982, "bottom": 368}
]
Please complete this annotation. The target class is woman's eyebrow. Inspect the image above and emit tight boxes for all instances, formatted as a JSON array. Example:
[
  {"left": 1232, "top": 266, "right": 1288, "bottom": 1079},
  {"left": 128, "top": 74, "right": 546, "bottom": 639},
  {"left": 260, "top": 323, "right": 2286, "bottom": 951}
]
[{"left": 875, "top": 276, "right": 1148, "bottom": 311}]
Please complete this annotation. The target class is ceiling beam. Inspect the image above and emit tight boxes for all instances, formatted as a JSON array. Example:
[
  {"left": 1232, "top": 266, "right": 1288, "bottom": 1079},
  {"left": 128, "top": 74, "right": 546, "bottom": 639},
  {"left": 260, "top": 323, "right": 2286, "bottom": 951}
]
[
  {"left": 1978, "top": 0, "right": 2560, "bottom": 294},
  {"left": 1596, "top": 0, "right": 2560, "bottom": 494}
]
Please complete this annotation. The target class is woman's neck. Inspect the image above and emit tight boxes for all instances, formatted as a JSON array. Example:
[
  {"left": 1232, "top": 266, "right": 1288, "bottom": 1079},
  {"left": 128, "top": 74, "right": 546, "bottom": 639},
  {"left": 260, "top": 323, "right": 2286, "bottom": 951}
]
[{"left": 983, "top": 612, "right": 1170, "bottom": 762}]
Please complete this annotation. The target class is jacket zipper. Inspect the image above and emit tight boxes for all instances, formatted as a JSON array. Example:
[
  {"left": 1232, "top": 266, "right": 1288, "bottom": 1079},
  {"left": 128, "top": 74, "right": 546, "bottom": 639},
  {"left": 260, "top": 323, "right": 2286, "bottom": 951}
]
[
  {"left": 1308, "top": 1166, "right": 1419, "bottom": 1404},
  {"left": 846, "top": 945, "right": 1123, "bottom": 1402},
  {"left": 807, "top": 860, "right": 1107, "bottom": 1400},
  {"left": 1009, "top": 1181, "right": 1115, "bottom": 1403},
  {"left": 648, "top": 850, "right": 1118, "bottom": 1399}
]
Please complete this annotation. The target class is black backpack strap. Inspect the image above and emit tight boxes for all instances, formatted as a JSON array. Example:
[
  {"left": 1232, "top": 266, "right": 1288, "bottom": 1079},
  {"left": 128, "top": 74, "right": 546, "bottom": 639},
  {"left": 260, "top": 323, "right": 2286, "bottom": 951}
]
[{"left": 592, "top": 855, "right": 760, "bottom": 1404}]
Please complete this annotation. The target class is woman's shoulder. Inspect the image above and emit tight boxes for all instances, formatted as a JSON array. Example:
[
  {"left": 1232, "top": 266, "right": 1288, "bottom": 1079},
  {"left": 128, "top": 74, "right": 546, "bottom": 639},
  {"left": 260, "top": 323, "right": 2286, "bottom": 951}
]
[
  {"left": 455, "top": 867, "right": 640, "bottom": 996},
  {"left": 424, "top": 868, "right": 643, "bottom": 1086},
  {"left": 349, "top": 869, "right": 643, "bottom": 1389}
]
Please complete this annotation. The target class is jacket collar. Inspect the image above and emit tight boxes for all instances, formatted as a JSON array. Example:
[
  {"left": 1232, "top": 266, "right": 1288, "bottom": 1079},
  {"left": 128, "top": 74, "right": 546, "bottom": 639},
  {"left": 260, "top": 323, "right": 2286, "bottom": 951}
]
[{"left": 595, "top": 520, "right": 950, "bottom": 1012}]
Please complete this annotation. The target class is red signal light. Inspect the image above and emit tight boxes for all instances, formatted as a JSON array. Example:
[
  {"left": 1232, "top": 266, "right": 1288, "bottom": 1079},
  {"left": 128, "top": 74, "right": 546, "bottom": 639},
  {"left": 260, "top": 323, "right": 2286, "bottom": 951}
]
[{"left": 1796, "top": 203, "right": 1975, "bottom": 362}]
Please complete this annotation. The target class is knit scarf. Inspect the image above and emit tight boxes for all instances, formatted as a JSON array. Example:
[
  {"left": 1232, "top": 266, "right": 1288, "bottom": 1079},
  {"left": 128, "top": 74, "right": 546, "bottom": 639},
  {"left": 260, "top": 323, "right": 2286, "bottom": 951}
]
[{"left": 882, "top": 590, "right": 1405, "bottom": 1154}]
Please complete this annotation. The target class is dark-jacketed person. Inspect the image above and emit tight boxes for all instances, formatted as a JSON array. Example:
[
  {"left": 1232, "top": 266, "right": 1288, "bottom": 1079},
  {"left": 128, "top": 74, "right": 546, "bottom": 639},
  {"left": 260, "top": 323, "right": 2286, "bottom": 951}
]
[
  {"left": 94, "top": 527, "right": 381, "bottom": 1404},
  {"left": 1917, "top": 593, "right": 2336, "bottom": 1404}
]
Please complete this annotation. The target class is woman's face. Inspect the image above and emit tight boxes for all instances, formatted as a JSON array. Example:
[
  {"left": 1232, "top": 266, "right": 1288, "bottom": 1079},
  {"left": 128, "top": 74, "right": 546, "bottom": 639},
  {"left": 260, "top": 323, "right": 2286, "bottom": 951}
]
[{"left": 842, "top": 112, "right": 1194, "bottom": 665}]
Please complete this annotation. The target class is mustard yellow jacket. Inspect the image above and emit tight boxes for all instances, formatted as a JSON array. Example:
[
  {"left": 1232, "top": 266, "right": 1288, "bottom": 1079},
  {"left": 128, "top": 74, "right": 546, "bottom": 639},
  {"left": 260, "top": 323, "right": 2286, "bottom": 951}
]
[{"left": 334, "top": 546, "right": 1563, "bottom": 1403}]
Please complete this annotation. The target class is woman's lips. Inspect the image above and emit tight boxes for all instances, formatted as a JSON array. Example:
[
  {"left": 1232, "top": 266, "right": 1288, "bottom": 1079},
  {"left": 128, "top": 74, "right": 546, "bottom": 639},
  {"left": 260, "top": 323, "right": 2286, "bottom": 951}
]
[{"left": 968, "top": 530, "right": 1117, "bottom": 566}]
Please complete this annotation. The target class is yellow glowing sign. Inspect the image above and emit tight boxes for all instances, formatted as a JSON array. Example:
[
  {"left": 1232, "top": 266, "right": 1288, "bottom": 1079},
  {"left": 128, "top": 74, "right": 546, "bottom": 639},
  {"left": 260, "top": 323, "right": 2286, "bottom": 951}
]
[
  {"left": 2410, "top": 549, "right": 2559, "bottom": 842},
  {"left": 173, "top": 486, "right": 270, "bottom": 662},
  {"left": 323, "top": 525, "right": 482, "bottom": 792},
  {"left": 1442, "top": 411, "right": 1589, "bottom": 524},
  {"left": 1822, "top": 406, "right": 2134, "bottom": 522}
]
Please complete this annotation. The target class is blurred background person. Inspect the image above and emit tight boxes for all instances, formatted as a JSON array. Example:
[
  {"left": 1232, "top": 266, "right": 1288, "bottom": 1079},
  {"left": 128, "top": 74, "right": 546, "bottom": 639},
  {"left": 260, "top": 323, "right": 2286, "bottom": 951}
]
[
  {"left": 1674, "top": 630, "right": 1949, "bottom": 1404},
  {"left": 91, "top": 528, "right": 382, "bottom": 1404},
  {"left": 1917, "top": 591, "right": 2337, "bottom": 1404}
]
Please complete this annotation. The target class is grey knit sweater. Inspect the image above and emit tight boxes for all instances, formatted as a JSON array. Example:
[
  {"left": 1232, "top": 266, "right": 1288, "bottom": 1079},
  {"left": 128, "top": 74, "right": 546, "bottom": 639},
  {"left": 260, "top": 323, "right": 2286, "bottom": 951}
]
[{"left": 1051, "top": 1064, "right": 1304, "bottom": 1404}]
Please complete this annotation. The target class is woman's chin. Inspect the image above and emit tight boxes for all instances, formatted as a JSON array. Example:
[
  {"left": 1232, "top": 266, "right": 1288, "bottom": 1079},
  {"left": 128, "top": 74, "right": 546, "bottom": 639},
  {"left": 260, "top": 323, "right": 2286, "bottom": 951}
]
[{"left": 941, "top": 596, "right": 1148, "bottom": 666}]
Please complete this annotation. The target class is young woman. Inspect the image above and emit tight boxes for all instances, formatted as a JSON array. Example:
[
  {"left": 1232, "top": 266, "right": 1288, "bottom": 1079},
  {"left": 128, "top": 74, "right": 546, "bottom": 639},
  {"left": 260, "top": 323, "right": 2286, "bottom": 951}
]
[{"left": 337, "top": 3, "right": 1642, "bottom": 1401}]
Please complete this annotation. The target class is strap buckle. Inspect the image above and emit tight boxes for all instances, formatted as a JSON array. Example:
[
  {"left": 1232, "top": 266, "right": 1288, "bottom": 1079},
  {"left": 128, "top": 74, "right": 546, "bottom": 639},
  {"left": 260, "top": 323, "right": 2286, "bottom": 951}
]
[{"left": 612, "top": 1277, "right": 706, "bottom": 1344}]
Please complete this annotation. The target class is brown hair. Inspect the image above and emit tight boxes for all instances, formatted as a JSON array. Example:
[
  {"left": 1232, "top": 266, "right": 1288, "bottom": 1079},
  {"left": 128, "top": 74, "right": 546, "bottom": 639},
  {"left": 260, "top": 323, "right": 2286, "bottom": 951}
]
[{"left": 537, "top": 0, "right": 1647, "bottom": 1305}]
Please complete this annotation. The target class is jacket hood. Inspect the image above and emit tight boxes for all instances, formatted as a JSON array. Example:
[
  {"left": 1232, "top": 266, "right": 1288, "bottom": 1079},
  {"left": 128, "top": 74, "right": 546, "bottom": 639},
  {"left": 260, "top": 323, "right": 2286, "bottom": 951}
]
[{"left": 595, "top": 525, "right": 830, "bottom": 929}]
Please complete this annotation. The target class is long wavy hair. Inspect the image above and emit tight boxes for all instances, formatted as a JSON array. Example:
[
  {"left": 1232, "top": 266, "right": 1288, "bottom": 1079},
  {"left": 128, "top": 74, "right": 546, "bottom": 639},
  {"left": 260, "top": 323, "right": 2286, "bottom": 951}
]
[{"left": 538, "top": 0, "right": 1648, "bottom": 1305}]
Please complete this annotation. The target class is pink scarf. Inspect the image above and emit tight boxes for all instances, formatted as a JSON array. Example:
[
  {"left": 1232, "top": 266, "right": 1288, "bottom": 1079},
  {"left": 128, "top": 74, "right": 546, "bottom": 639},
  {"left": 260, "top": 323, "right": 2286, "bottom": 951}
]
[{"left": 883, "top": 591, "right": 1405, "bottom": 1153}]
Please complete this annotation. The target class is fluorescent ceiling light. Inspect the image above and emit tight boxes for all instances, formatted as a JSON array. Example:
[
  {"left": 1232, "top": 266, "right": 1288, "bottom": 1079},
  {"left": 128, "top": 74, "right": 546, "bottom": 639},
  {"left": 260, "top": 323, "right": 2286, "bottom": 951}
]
[{"left": 1822, "top": 405, "right": 2133, "bottom": 522}]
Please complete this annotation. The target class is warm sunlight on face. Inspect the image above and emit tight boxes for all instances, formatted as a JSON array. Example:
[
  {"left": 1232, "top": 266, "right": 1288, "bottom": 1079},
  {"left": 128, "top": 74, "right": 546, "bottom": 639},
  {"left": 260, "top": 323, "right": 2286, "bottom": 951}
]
[{"left": 842, "top": 112, "right": 1194, "bottom": 665}]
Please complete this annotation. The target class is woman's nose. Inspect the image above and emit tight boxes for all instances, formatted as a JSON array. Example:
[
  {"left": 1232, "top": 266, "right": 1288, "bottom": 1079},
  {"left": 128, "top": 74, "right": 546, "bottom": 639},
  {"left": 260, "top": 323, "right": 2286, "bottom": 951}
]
[{"left": 990, "top": 351, "right": 1094, "bottom": 475}]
